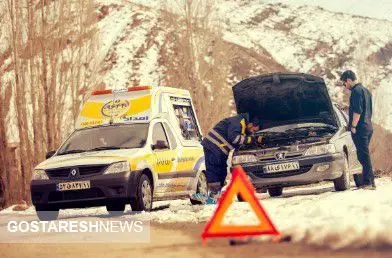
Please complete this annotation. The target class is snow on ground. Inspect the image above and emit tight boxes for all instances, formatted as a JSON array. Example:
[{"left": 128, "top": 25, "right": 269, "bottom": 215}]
[{"left": 2, "top": 177, "right": 392, "bottom": 249}]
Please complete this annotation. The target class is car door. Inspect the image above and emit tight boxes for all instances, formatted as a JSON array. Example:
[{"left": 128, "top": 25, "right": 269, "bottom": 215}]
[
  {"left": 151, "top": 122, "right": 176, "bottom": 195},
  {"left": 335, "top": 106, "right": 361, "bottom": 172},
  {"left": 163, "top": 122, "right": 202, "bottom": 193}
]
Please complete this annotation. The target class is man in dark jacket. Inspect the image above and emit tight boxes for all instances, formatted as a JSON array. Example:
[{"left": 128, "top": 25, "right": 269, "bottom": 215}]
[
  {"left": 191, "top": 113, "right": 262, "bottom": 204},
  {"left": 340, "top": 70, "right": 375, "bottom": 190}
]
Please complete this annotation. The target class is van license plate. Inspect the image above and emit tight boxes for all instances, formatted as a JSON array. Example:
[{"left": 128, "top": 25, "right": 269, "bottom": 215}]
[
  {"left": 57, "top": 181, "right": 91, "bottom": 191},
  {"left": 264, "top": 162, "right": 300, "bottom": 173}
]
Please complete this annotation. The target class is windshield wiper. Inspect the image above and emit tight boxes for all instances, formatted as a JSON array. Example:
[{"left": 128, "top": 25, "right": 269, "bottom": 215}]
[
  {"left": 88, "top": 146, "right": 125, "bottom": 152},
  {"left": 57, "top": 149, "right": 86, "bottom": 155}
]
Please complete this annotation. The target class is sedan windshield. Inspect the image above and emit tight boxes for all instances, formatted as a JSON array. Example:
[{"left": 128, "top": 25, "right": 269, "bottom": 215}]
[{"left": 57, "top": 124, "right": 148, "bottom": 155}]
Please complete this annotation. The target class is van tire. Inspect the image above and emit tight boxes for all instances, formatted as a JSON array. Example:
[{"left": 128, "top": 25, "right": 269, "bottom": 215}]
[
  {"left": 106, "top": 202, "right": 125, "bottom": 216},
  {"left": 35, "top": 205, "right": 59, "bottom": 221},
  {"left": 190, "top": 171, "right": 208, "bottom": 205},
  {"left": 130, "top": 174, "right": 153, "bottom": 211}
]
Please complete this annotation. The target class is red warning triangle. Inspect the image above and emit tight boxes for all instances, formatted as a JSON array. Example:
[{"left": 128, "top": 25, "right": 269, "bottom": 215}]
[{"left": 202, "top": 165, "right": 280, "bottom": 240}]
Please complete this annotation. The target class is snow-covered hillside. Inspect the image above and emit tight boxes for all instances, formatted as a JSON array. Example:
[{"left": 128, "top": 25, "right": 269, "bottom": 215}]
[{"left": 96, "top": 0, "right": 392, "bottom": 131}]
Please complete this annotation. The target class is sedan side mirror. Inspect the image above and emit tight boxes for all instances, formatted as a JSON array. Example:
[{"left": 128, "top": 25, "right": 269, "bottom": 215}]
[
  {"left": 46, "top": 150, "right": 56, "bottom": 159},
  {"left": 152, "top": 140, "right": 169, "bottom": 150}
]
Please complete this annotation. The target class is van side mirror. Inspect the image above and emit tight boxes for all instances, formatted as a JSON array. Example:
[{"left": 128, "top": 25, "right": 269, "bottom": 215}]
[
  {"left": 152, "top": 140, "right": 169, "bottom": 150},
  {"left": 46, "top": 150, "right": 56, "bottom": 159}
]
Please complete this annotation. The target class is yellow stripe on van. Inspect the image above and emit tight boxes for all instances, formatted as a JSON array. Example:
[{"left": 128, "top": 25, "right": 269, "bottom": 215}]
[
  {"left": 80, "top": 102, "right": 105, "bottom": 119},
  {"left": 124, "top": 95, "right": 152, "bottom": 116}
]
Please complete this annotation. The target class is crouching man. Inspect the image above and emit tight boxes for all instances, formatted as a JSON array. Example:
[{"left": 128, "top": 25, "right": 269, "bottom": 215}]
[{"left": 191, "top": 113, "right": 262, "bottom": 204}]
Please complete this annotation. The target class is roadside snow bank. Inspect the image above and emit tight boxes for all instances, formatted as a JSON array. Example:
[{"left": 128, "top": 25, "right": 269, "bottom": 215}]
[{"left": 1, "top": 178, "right": 391, "bottom": 249}]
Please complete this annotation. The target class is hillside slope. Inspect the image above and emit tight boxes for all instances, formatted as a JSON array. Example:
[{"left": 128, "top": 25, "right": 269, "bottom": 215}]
[{"left": 98, "top": 0, "right": 392, "bottom": 131}]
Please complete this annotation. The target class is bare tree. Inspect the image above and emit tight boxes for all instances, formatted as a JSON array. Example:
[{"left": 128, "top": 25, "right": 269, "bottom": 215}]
[
  {"left": 2, "top": 0, "right": 100, "bottom": 204},
  {"left": 160, "top": 0, "right": 232, "bottom": 133}
]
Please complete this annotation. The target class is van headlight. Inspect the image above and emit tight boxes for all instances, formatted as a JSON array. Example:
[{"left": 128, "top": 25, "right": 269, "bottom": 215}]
[
  {"left": 304, "top": 144, "right": 336, "bottom": 156},
  {"left": 104, "top": 161, "right": 130, "bottom": 174},
  {"left": 32, "top": 169, "right": 49, "bottom": 180},
  {"left": 232, "top": 155, "right": 257, "bottom": 165}
]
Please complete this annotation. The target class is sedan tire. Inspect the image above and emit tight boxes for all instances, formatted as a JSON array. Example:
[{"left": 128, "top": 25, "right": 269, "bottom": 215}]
[
  {"left": 268, "top": 187, "right": 283, "bottom": 197},
  {"left": 333, "top": 153, "right": 350, "bottom": 191},
  {"left": 353, "top": 173, "right": 364, "bottom": 187}
]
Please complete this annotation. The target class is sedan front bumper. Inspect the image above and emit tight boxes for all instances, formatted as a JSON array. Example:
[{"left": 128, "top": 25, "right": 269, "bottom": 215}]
[{"left": 238, "top": 153, "right": 345, "bottom": 189}]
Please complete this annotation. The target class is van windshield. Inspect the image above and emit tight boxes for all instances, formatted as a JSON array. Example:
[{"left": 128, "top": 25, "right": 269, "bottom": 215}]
[{"left": 57, "top": 124, "right": 148, "bottom": 155}]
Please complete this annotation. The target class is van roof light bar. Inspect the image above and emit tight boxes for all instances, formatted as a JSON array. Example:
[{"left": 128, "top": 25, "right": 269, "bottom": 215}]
[{"left": 92, "top": 86, "right": 152, "bottom": 96}]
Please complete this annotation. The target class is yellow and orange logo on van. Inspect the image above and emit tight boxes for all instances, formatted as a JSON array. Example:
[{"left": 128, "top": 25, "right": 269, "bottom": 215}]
[{"left": 101, "top": 99, "right": 130, "bottom": 117}]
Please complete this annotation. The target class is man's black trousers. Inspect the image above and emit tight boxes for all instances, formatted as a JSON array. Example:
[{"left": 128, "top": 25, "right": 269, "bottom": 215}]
[{"left": 351, "top": 130, "right": 375, "bottom": 186}]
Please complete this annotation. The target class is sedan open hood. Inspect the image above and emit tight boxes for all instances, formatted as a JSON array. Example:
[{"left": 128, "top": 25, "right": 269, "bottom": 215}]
[{"left": 232, "top": 73, "right": 338, "bottom": 129}]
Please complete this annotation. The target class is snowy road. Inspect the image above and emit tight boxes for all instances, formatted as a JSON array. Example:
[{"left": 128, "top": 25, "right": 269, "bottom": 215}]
[{"left": 1, "top": 178, "right": 392, "bottom": 249}]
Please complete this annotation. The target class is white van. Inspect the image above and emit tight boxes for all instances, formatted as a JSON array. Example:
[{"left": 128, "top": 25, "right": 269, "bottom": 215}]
[{"left": 30, "top": 86, "right": 207, "bottom": 220}]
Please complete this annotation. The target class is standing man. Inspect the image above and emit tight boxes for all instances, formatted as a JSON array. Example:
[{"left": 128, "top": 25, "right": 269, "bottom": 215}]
[
  {"left": 191, "top": 113, "right": 262, "bottom": 204},
  {"left": 340, "top": 70, "right": 375, "bottom": 190}
]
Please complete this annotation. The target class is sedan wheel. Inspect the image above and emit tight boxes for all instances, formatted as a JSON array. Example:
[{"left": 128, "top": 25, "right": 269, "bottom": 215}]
[
  {"left": 353, "top": 173, "right": 364, "bottom": 187},
  {"left": 333, "top": 153, "right": 351, "bottom": 191},
  {"left": 268, "top": 187, "right": 283, "bottom": 197}
]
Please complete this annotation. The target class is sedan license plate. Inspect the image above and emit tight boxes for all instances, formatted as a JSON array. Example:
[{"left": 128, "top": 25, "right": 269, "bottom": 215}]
[
  {"left": 264, "top": 162, "right": 300, "bottom": 173},
  {"left": 56, "top": 181, "right": 91, "bottom": 191}
]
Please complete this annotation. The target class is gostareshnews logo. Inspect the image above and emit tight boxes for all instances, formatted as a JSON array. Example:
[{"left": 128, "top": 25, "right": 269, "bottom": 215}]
[{"left": 1, "top": 215, "right": 150, "bottom": 243}]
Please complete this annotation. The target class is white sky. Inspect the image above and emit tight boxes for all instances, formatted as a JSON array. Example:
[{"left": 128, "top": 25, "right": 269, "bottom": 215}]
[{"left": 265, "top": 0, "right": 392, "bottom": 21}]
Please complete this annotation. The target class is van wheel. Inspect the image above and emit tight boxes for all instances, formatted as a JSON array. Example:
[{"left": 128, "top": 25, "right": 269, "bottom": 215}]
[
  {"left": 106, "top": 202, "right": 125, "bottom": 216},
  {"left": 131, "top": 174, "right": 153, "bottom": 211},
  {"left": 190, "top": 171, "right": 208, "bottom": 205},
  {"left": 35, "top": 205, "right": 59, "bottom": 221},
  {"left": 268, "top": 187, "right": 283, "bottom": 197},
  {"left": 353, "top": 174, "right": 364, "bottom": 187},
  {"left": 333, "top": 153, "right": 351, "bottom": 191}
]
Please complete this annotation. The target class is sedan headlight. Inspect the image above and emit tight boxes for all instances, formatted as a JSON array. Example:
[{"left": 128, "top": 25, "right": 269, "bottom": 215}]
[
  {"left": 232, "top": 155, "right": 258, "bottom": 165},
  {"left": 104, "top": 161, "right": 130, "bottom": 174},
  {"left": 32, "top": 169, "right": 49, "bottom": 180},
  {"left": 304, "top": 144, "right": 336, "bottom": 156}
]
